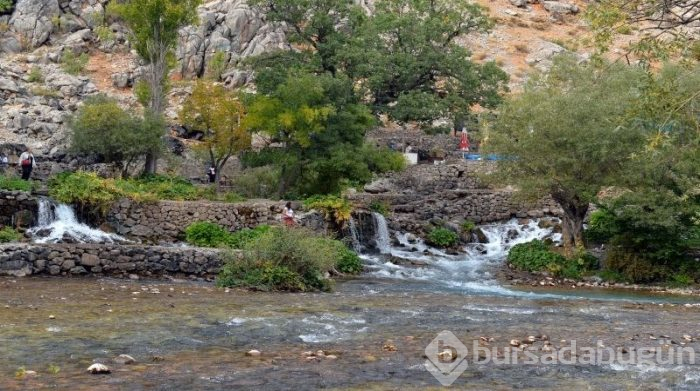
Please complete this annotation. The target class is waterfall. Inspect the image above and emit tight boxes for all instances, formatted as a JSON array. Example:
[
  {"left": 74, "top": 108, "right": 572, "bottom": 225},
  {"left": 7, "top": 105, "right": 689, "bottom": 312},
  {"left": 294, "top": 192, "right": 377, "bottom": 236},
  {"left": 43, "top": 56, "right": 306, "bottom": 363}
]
[
  {"left": 372, "top": 212, "right": 391, "bottom": 254},
  {"left": 361, "top": 218, "right": 562, "bottom": 297},
  {"left": 29, "top": 202, "right": 128, "bottom": 244},
  {"left": 36, "top": 197, "right": 54, "bottom": 226},
  {"left": 348, "top": 217, "right": 362, "bottom": 253}
]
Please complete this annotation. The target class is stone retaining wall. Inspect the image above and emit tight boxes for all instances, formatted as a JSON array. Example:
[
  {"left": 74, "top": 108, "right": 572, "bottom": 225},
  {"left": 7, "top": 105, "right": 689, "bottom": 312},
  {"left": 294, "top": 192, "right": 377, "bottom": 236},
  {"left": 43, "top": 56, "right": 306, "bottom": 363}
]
[
  {"left": 0, "top": 243, "right": 229, "bottom": 278},
  {"left": 107, "top": 199, "right": 287, "bottom": 243},
  {"left": 0, "top": 190, "right": 37, "bottom": 228}
]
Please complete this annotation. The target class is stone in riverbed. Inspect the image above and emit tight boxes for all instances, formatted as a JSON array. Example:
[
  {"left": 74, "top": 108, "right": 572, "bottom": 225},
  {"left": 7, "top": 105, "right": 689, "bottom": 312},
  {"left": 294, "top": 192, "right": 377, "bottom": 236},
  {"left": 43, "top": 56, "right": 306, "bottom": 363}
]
[
  {"left": 246, "top": 349, "right": 261, "bottom": 356},
  {"left": 87, "top": 363, "right": 111, "bottom": 374},
  {"left": 114, "top": 354, "right": 136, "bottom": 365}
]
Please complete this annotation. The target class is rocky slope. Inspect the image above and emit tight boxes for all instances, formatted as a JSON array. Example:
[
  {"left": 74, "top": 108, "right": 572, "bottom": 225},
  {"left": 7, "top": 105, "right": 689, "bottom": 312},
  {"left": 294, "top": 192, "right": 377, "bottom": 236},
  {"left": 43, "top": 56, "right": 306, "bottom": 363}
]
[{"left": 0, "top": 0, "right": 606, "bottom": 161}]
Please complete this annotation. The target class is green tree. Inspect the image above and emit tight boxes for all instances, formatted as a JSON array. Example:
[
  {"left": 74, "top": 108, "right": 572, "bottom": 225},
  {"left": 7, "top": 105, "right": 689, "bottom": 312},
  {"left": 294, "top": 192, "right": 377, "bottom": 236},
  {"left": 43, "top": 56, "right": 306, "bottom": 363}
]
[
  {"left": 180, "top": 80, "right": 251, "bottom": 183},
  {"left": 345, "top": 0, "right": 508, "bottom": 124},
  {"left": 603, "top": 63, "right": 700, "bottom": 261},
  {"left": 69, "top": 95, "right": 163, "bottom": 177},
  {"left": 249, "top": 0, "right": 507, "bottom": 126},
  {"left": 483, "top": 56, "right": 649, "bottom": 255},
  {"left": 109, "top": 0, "right": 201, "bottom": 174},
  {"left": 244, "top": 71, "right": 403, "bottom": 196}
]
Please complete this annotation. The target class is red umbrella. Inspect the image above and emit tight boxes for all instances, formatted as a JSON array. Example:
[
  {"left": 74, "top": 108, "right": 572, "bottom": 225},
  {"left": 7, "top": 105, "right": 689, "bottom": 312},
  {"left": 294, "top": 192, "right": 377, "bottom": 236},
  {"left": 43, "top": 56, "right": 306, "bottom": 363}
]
[{"left": 459, "top": 131, "right": 470, "bottom": 151}]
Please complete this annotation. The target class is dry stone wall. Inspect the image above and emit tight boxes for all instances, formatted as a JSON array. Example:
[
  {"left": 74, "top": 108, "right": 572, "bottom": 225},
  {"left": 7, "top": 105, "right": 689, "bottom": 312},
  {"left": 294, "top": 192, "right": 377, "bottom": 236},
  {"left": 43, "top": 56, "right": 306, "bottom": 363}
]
[
  {"left": 0, "top": 190, "right": 37, "bottom": 228},
  {"left": 0, "top": 243, "right": 229, "bottom": 278},
  {"left": 107, "top": 199, "right": 287, "bottom": 243}
]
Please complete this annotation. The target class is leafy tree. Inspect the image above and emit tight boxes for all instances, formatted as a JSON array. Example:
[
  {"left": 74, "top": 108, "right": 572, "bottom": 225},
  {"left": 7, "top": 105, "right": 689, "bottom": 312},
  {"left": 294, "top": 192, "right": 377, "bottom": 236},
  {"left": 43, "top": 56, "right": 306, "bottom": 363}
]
[
  {"left": 483, "top": 56, "right": 649, "bottom": 255},
  {"left": 249, "top": 0, "right": 507, "bottom": 126},
  {"left": 110, "top": 0, "right": 201, "bottom": 174},
  {"left": 586, "top": 0, "right": 700, "bottom": 61},
  {"left": 69, "top": 95, "right": 163, "bottom": 177},
  {"left": 344, "top": 0, "right": 508, "bottom": 124},
  {"left": 602, "top": 63, "right": 700, "bottom": 261},
  {"left": 180, "top": 81, "right": 251, "bottom": 183}
]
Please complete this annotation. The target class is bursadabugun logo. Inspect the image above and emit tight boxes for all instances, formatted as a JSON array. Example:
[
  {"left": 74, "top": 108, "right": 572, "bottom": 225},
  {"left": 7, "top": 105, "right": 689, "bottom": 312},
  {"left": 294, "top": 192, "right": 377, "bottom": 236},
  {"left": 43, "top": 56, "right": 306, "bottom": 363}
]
[
  {"left": 424, "top": 330, "right": 469, "bottom": 386},
  {"left": 425, "top": 331, "right": 698, "bottom": 386}
]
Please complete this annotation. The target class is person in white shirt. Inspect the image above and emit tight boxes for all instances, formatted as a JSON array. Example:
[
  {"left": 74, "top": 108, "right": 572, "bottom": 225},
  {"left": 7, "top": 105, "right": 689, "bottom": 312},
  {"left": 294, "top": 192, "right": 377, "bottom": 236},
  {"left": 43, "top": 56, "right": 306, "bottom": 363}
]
[
  {"left": 18, "top": 148, "right": 35, "bottom": 180},
  {"left": 0, "top": 153, "right": 8, "bottom": 174},
  {"left": 282, "top": 202, "right": 295, "bottom": 226}
]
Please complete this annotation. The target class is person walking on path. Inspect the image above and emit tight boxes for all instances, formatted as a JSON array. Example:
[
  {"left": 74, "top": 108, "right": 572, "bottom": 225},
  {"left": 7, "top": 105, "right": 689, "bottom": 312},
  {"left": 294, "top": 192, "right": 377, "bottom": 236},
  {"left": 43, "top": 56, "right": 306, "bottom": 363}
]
[{"left": 19, "top": 148, "right": 35, "bottom": 180}]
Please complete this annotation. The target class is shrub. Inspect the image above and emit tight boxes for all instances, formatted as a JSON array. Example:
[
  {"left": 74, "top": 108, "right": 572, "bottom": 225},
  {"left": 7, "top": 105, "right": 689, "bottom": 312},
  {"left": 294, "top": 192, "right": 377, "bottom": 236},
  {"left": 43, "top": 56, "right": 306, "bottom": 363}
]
[
  {"left": 27, "top": 66, "right": 43, "bottom": 83},
  {"left": 426, "top": 227, "right": 458, "bottom": 248},
  {"left": 0, "top": 0, "right": 12, "bottom": 13},
  {"left": 0, "top": 227, "right": 21, "bottom": 243},
  {"left": 184, "top": 221, "right": 231, "bottom": 247},
  {"left": 336, "top": 246, "right": 363, "bottom": 274},
  {"left": 95, "top": 25, "right": 115, "bottom": 43},
  {"left": 61, "top": 51, "right": 89, "bottom": 75},
  {"left": 508, "top": 240, "right": 566, "bottom": 273},
  {"left": 461, "top": 220, "right": 476, "bottom": 233},
  {"left": 0, "top": 175, "right": 34, "bottom": 192},
  {"left": 217, "top": 227, "right": 343, "bottom": 292},
  {"left": 603, "top": 247, "right": 668, "bottom": 283},
  {"left": 304, "top": 195, "right": 352, "bottom": 225},
  {"left": 207, "top": 51, "right": 227, "bottom": 80},
  {"left": 230, "top": 166, "right": 280, "bottom": 199},
  {"left": 669, "top": 273, "right": 694, "bottom": 288},
  {"left": 227, "top": 225, "right": 271, "bottom": 249},
  {"left": 49, "top": 171, "right": 121, "bottom": 214},
  {"left": 369, "top": 200, "right": 390, "bottom": 216},
  {"left": 585, "top": 209, "right": 619, "bottom": 243}
]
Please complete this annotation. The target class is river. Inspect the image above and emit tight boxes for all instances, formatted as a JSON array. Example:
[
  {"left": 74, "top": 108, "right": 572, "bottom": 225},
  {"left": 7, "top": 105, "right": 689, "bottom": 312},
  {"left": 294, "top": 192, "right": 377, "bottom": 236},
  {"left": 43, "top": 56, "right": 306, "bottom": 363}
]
[{"left": 2, "top": 217, "right": 700, "bottom": 389}]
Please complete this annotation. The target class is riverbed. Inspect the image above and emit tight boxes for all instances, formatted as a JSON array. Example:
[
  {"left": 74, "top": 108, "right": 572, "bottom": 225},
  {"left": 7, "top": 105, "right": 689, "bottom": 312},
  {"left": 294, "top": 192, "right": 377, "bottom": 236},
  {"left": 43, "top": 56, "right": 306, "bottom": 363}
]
[{"left": 2, "top": 276, "right": 700, "bottom": 390}]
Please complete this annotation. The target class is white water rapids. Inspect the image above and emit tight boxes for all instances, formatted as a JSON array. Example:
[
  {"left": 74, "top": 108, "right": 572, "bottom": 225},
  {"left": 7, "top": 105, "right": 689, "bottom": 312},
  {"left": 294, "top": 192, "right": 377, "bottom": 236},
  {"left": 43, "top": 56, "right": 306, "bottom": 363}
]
[{"left": 361, "top": 218, "right": 562, "bottom": 297}]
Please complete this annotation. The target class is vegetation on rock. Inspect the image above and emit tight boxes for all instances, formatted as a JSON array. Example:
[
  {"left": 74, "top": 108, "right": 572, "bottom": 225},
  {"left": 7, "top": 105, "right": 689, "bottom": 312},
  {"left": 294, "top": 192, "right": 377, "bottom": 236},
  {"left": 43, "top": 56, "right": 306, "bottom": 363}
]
[
  {"left": 426, "top": 227, "right": 459, "bottom": 248},
  {"left": 0, "top": 175, "right": 34, "bottom": 192},
  {"left": 0, "top": 227, "right": 21, "bottom": 243}
]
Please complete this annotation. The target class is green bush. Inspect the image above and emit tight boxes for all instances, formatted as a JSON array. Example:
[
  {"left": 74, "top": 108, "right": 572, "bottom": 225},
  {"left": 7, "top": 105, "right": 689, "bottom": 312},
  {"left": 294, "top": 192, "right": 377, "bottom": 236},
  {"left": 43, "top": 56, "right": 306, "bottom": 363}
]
[
  {"left": 207, "top": 51, "right": 228, "bottom": 81},
  {"left": 669, "top": 273, "right": 694, "bottom": 288},
  {"left": 217, "top": 227, "right": 355, "bottom": 292},
  {"left": 61, "top": 51, "right": 89, "bottom": 75},
  {"left": 368, "top": 200, "right": 390, "bottom": 216},
  {"left": 0, "top": 0, "right": 13, "bottom": 13},
  {"left": 585, "top": 209, "right": 619, "bottom": 243},
  {"left": 227, "top": 225, "right": 271, "bottom": 249},
  {"left": 461, "top": 220, "right": 476, "bottom": 233},
  {"left": 230, "top": 166, "right": 281, "bottom": 199},
  {"left": 604, "top": 247, "right": 669, "bottom": 283},
  {"left": 184, "top": 221, "right": 231, "bottom": 247},
  {"left": 508, "top": 240, "right": 567, "bottom": 273},
  {"left": 426, "top": 227, "right": 459, "bottom": 248},
  {"left": 49, "top": 171, "right": 121, "bottom": 214},
  {"left": 0, "top": 175, "right": 34, "bottom": 192},
  {"left": 0, "top": 227, "right": 21, "bottom": 243},
  {"left": 336, "top": 246, "right": 363, "bottom": 274}
]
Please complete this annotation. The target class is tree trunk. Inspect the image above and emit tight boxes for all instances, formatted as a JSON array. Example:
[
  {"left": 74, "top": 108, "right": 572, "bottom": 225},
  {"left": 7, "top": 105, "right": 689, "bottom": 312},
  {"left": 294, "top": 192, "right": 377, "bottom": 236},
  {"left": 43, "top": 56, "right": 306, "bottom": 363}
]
[
  {"left": 551, "top": 190, "right": 588, "bottom": 257},
  {"left": 143, "top": 31, "right": 168, "bottom": 175}
]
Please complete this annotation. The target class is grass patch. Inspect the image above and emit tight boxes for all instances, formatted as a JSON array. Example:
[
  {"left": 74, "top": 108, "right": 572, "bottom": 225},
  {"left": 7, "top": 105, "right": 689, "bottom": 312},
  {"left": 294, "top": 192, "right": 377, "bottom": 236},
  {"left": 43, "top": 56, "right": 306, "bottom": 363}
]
[
  {"left": 0, "top": 227, "right": 21, "bottom": 243},
  {"left": 184, "top": 221, "right": 270, "bottom": 249},
  {"left": 49, "top": 172, "right": 247, "bottom": 213},
  {"left": 60, "top": 51, "right": 89, "bottom": 75},
  {"left": 0, "top": 175, "right": 34, "bottom": 192}
]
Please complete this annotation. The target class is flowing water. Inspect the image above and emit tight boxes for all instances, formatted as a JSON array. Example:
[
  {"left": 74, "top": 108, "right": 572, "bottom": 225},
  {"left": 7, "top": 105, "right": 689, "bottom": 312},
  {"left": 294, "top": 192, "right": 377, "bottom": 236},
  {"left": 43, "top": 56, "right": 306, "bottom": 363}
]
[
  {"left": 3, "top": 217, "right": 700, "bottom": 390},
  {"left": 28, "top": 198, "right": 127, "bottom": 244}
]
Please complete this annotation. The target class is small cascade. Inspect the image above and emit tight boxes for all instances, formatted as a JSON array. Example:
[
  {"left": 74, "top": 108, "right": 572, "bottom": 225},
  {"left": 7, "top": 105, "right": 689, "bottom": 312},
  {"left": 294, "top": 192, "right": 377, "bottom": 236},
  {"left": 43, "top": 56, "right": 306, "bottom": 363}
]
[
  {"left": 347, "top": 217, "right": 362, "bottom": 253},
  {"left": 361, "top": 218, "right": 562, "bottom": 297},
  {"left": 29, "top": 202, "right": 128, "bottom": 244},
  {"left": 372, "top": 212, "right": 391, "bottom": 254},
  {"left": 36, "top": 197, "right": 54, "bottom": 226}
]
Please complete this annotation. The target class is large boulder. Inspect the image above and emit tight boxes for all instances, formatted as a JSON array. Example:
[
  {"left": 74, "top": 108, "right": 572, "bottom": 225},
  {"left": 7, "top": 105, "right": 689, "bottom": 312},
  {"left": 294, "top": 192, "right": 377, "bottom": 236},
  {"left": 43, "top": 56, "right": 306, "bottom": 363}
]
[
  {"left": 543, "top": 1, "right": 579, "bottom": 14},
  {"left": 9, "top": 0, "right": 61, "bottom": 48}
]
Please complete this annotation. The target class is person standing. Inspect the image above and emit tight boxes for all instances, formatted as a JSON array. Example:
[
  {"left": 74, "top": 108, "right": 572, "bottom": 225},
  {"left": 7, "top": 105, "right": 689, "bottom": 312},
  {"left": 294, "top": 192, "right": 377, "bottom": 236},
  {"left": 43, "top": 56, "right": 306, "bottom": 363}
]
[
  {"left": 282, "top": 202, "right": 295, "bottom": 226},
  {"left": 19, "top": 148, "right": 35, "bottom": 180},
  {"left": 0, "top": 152, "right": 8, "bottom": 174},
  {"left": 207, "top": 165, "right": 216, "bottom": 183}
]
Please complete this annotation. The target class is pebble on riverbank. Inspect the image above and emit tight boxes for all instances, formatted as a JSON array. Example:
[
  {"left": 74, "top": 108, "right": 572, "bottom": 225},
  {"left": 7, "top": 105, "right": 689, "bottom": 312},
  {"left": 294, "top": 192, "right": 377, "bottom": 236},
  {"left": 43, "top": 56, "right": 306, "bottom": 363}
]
[{"left": 86, "top": 363, "right": 110, "bottom": 374}]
